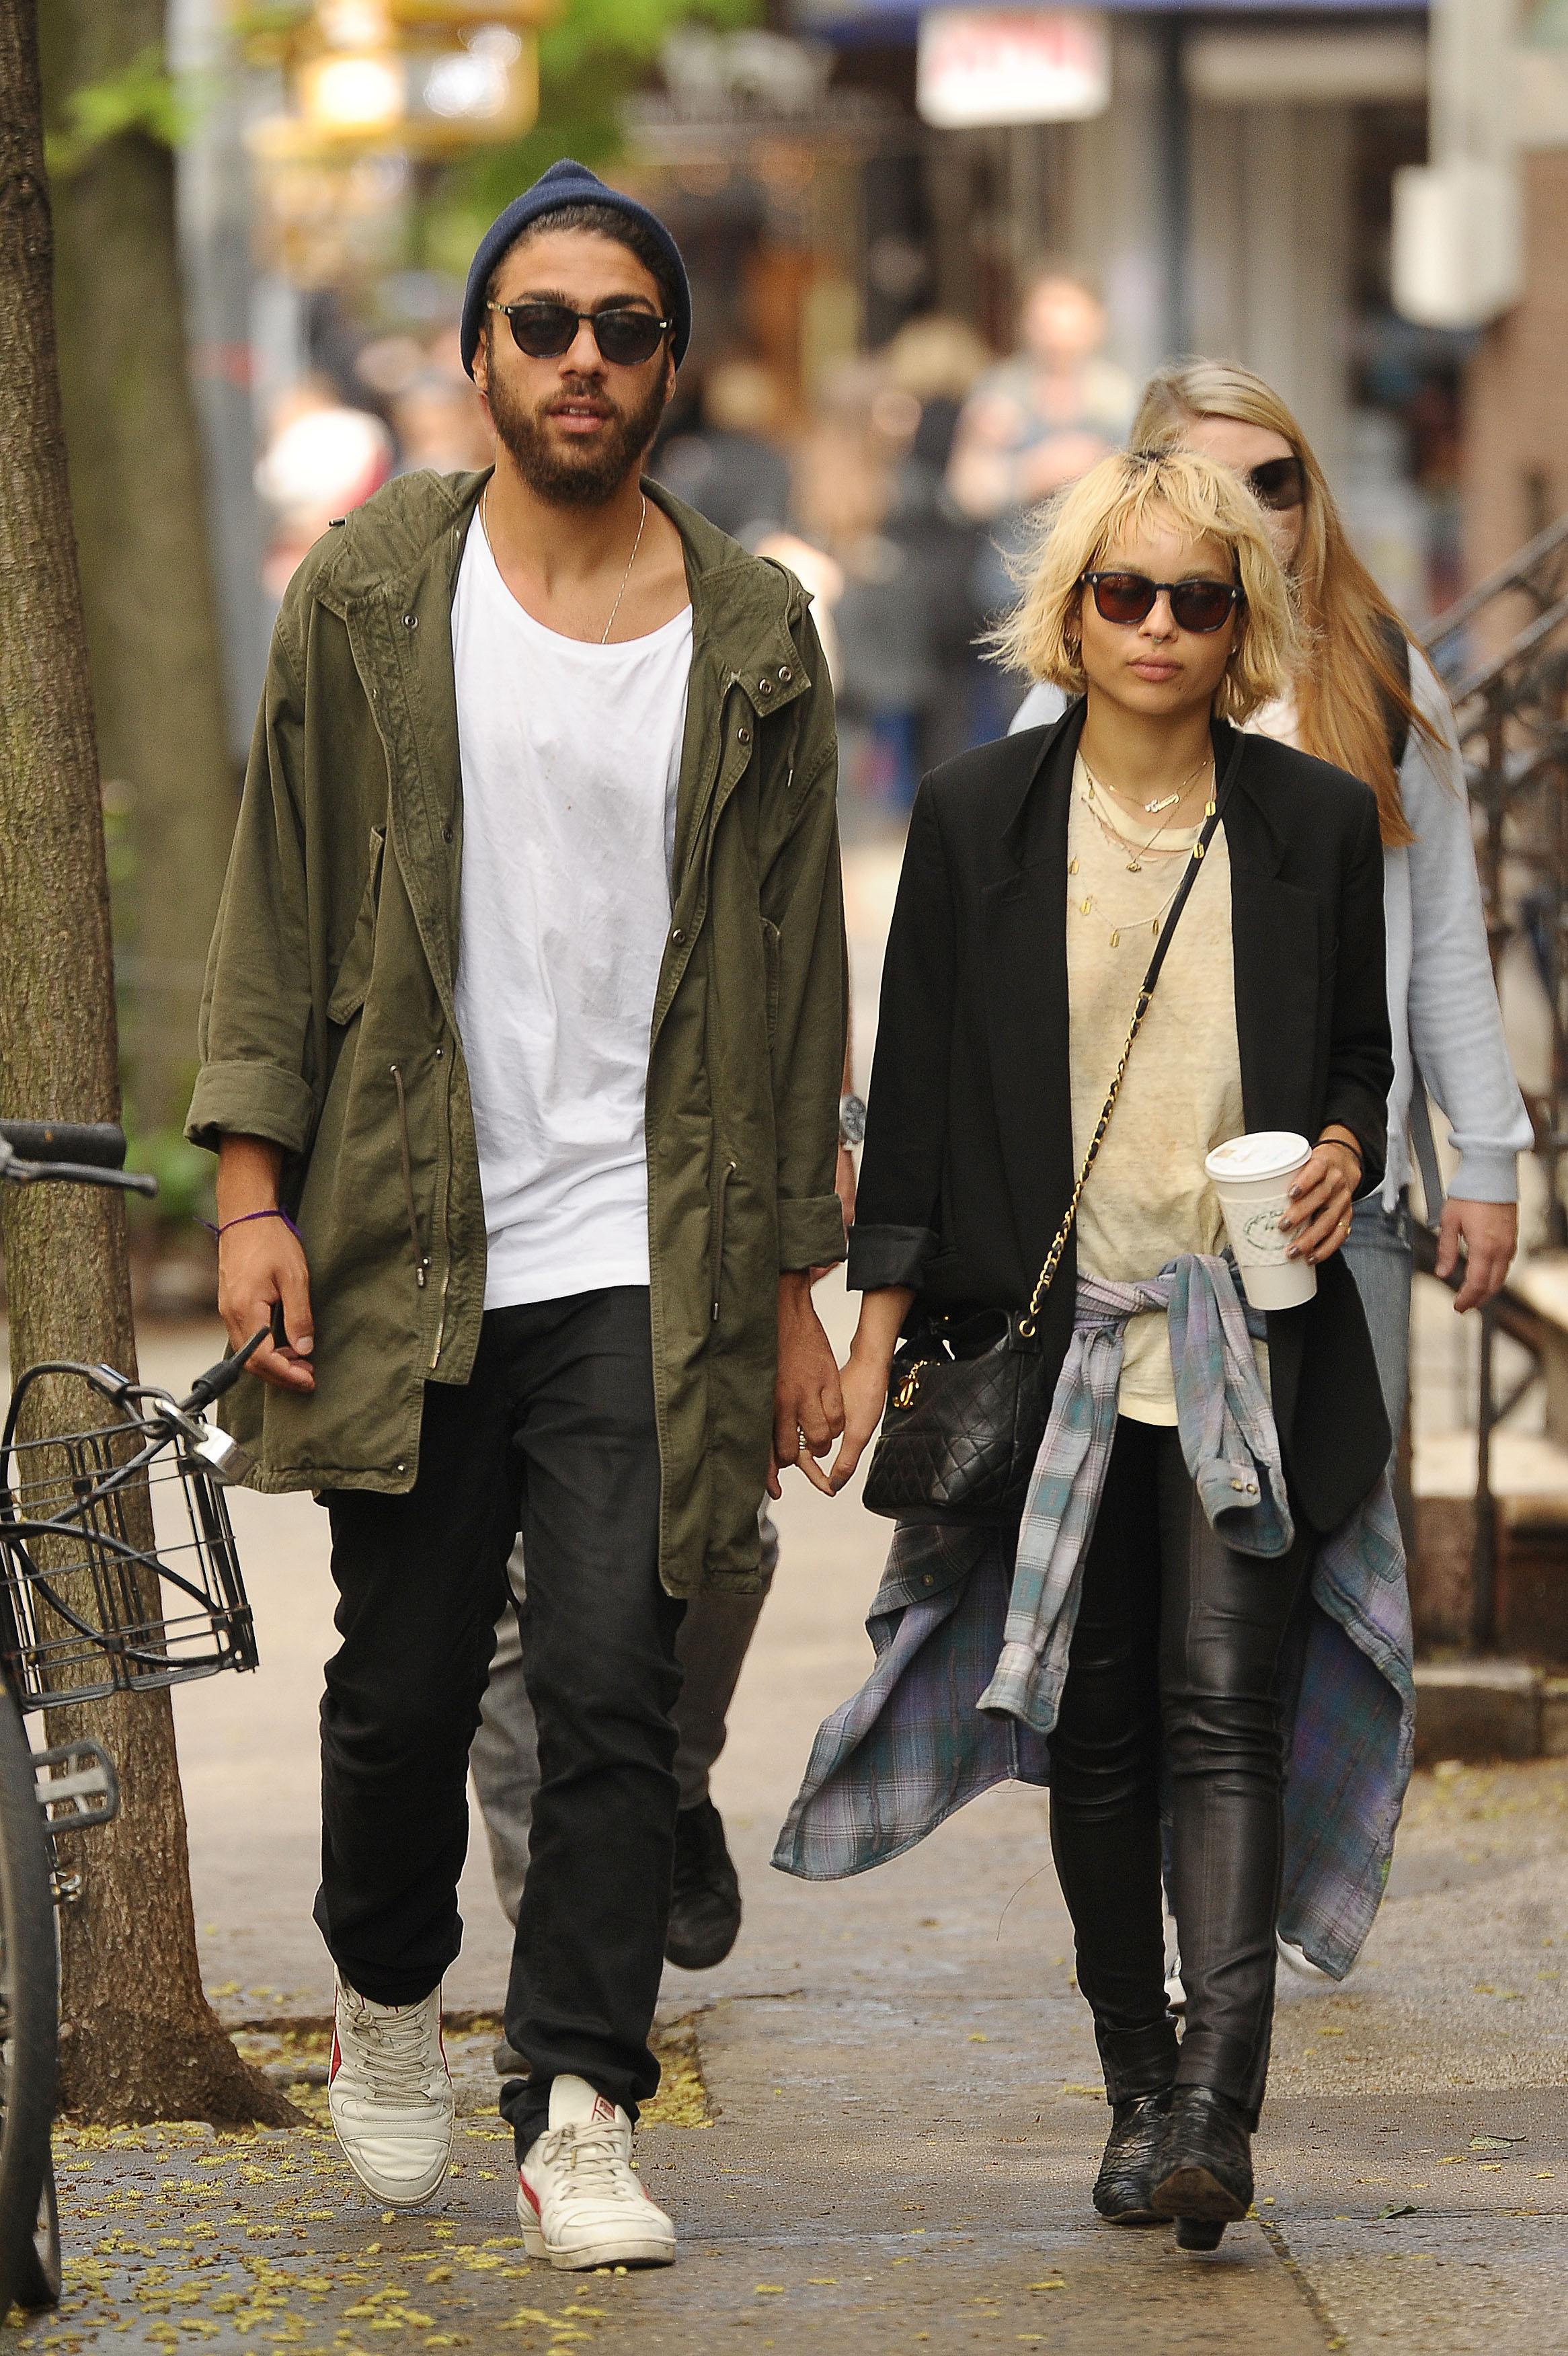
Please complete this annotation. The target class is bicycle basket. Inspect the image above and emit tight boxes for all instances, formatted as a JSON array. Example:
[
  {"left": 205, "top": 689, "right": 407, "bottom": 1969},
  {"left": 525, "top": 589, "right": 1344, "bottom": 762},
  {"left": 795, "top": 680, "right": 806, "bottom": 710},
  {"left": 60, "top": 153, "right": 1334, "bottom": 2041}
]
[{"left": 0, "top": 1364, "right": 259, "bottom": 1709}]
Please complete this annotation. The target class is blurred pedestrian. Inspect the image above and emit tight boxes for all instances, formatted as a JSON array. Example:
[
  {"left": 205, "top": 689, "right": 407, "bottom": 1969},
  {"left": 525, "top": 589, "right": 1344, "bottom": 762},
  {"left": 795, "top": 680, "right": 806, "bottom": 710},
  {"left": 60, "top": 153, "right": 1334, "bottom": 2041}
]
[
  {"left": 191, "top": 159, "right": 847, "bottom": 2269},
  {"left": 1013, "top": 360, "right": 1530, "bottom": 1432},
  {"left": 654, "top": 357, "right": 792, "bottom": 541},
  {"left": 948, "top": 266, "right": 1133, "bottom": 681},
  {"left": 880, "top": 314, "right": 995, "bottom": 764},
  {"left": 254, "top": 377, "right": 393, "bottom": 600},
  {"left": 788, "top": 447, "right": 1411, "bottom": 2250},
  {"left": 391, "top": 368, "right": 494, "bottom": 475}
]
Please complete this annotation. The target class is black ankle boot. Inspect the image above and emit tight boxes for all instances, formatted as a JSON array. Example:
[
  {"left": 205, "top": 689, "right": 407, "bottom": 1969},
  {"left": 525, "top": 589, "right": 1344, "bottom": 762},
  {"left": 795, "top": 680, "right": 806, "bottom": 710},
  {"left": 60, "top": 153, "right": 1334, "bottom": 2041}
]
[
  {"left": 664, "top": 1799, "right": 742, "bottom": 1970},
  {"left": 1092, "top": 2088, "right": 1173, "bottom": 2225},
  {"left": 1150, "top": 2086, "right": 1253, "bottom": 2246}
]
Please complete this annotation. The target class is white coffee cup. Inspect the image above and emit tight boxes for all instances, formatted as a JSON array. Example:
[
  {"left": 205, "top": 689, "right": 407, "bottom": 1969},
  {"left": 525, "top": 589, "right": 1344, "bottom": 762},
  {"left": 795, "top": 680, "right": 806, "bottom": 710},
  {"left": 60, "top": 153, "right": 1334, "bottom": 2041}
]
[{"left": 1204, "top": 1131, "right": 1317, "bottom": 1310}]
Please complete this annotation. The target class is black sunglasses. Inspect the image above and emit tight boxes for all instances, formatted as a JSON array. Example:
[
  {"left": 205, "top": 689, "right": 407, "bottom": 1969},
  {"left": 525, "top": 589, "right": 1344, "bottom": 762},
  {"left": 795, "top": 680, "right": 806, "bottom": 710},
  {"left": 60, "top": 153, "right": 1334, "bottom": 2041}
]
[
  {"left": 487, "top": 300, "right": 672, "bottom": 368},
  {"left": 1081, "top": 571, "right": 1245, "bottom": 633},
  {"left": 1245, "top": 455, "right": 1306, "bottom": 512}
]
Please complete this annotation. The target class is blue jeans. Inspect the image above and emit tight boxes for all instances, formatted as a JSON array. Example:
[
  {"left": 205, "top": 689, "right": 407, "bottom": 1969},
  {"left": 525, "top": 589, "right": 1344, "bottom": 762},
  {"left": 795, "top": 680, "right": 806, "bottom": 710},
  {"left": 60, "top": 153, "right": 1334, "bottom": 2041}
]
[{"left": 1341, "top": 1191, "right": 1414, "bottom": 1443}]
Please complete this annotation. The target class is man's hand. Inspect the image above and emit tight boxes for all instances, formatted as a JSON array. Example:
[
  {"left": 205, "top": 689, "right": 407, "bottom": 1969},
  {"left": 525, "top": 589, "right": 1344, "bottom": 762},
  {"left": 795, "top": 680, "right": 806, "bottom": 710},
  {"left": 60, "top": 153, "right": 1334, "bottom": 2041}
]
[
  {"left": 1436, "top": 1197, "right": 1518, "bottom": 1314},
  {"left": 214, "top": 1135, "right": 316, "bottom": 1393},
  {"left": 769, "top": 1271, "right": 845, "bottom": 1498}
]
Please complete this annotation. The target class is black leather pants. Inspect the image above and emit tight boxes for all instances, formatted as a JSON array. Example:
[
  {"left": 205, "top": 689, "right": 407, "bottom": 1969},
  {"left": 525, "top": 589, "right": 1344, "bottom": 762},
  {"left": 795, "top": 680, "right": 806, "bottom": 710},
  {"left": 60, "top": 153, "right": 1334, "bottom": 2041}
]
[{"left": 1048, "top": 1417, "right": 1314, "bottom": 2127}]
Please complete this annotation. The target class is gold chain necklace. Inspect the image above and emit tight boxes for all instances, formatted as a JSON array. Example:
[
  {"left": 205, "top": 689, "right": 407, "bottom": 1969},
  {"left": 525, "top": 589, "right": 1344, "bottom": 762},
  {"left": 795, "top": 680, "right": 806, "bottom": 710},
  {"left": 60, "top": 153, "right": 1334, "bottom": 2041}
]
[
  {"left": 1071, "top": 758, "right": 1218, "bottom": 948},
  {"left": 1073, "top": 867, "right": 1190, "bottom": 951},
  {"left": 1081, "top": 751, "right": 1212, "bottom": 868},
  {"left": 479, "top": 487, "right": 648, "bottom": 645},
  {"left": 1081, "top": 773, "right": 1185, "bottom": 873}
]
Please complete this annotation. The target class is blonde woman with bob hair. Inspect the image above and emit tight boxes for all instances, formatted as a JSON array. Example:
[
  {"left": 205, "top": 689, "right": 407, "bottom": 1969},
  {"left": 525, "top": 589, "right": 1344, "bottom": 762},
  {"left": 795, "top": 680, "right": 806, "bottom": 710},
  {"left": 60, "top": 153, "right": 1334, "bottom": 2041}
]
[
  {"left": 1015, "top": 364, "right": 1530, "bottom": 1437},
  {"left": 787, "top": 446, "right": 1408, "bottom": 2252}
]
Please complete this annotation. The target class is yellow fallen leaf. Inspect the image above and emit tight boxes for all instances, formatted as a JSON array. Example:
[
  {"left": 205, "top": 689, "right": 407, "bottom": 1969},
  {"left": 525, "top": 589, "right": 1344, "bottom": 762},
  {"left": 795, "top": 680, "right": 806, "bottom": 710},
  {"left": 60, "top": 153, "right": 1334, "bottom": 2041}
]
[
  {"left": 967, "top": 2033, "right": 989, "bottom": 2043},
  {"left": 753, "top": 2283, "right": 785, "bottom": 2294}
]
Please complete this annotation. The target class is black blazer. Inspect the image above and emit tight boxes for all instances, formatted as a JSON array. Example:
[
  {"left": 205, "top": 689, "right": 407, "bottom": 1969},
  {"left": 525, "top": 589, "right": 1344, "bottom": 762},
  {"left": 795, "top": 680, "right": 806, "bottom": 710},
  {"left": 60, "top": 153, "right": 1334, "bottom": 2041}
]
[{"left": 849, "top": 701, "right": 1395, "bottom": 1534}]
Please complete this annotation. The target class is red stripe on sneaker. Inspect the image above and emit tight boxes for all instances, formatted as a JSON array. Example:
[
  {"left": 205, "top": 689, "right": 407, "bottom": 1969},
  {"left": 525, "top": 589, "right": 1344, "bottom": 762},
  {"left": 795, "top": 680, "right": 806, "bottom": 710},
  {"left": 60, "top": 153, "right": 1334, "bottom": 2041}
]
[
  {"left": 517, "top": 2174, "right": 541, "bottom": 2218},
  {"left": 590, "top": 2095, "right": 617, "bottom": 2123},
  {"left": 328, "top": 2031, "right": 342, "bottom": 2084}
]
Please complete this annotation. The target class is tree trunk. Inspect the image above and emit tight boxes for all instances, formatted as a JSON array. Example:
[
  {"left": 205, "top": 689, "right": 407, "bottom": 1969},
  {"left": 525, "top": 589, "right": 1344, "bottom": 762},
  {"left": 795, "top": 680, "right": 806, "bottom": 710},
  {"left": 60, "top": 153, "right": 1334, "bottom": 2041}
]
[
  {"left": 0, "top": 0, "right": 292, "bottom": 2127},
  {"left": 38, "top": 0, "right": 237, "bottom": 1146}
]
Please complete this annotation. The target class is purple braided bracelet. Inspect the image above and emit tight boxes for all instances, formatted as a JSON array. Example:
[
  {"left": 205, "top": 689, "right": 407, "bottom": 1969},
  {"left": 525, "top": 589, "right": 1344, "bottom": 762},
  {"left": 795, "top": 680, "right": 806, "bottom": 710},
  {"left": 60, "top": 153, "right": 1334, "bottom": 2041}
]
[{"left": 199, "top": 1207, "right": 303, "bottom": 1242}]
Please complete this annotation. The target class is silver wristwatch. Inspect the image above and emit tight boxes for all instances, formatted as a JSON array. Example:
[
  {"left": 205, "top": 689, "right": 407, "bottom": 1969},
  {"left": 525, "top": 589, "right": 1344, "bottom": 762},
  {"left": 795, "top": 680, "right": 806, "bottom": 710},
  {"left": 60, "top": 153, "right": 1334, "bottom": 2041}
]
[{"left": 838, "top": 1091, "right": 867, "bottom": 1149}]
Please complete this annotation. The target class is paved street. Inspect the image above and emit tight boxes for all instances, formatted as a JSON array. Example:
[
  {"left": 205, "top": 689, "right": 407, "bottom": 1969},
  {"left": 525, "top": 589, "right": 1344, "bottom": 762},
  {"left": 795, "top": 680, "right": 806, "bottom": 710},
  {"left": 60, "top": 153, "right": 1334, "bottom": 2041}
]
[{"left": 16, "top": 1302, "right": 1564, "bottom": 2356}]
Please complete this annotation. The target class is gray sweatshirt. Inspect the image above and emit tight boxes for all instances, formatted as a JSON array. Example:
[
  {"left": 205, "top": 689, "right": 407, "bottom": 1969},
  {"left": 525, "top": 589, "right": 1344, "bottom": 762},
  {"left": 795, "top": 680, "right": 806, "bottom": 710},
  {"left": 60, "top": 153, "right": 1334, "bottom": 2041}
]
[{"left": 1009, "top": 660, "right": 1531, "bottom": 1206}]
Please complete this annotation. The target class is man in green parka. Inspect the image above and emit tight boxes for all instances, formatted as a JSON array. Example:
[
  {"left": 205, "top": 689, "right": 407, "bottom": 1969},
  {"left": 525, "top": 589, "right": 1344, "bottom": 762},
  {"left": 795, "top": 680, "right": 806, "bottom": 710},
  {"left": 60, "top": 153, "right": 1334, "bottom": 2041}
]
[{"left": 188, "top": 164, "right": 847, "bottom": 2267}]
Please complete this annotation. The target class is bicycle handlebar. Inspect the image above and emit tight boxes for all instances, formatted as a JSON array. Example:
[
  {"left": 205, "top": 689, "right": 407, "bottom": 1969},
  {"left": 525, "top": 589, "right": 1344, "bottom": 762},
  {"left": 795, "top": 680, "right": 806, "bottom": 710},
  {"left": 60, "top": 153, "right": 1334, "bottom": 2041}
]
[
  {"left": 0, "top": 1121, "right": 157, "bottom": 1200},
  {"left": 180, "top": 1326, "right": 271, "bottom": 1412},
  {"left": 0, "top": 1120, "right": 127, "bottom": 1169}
]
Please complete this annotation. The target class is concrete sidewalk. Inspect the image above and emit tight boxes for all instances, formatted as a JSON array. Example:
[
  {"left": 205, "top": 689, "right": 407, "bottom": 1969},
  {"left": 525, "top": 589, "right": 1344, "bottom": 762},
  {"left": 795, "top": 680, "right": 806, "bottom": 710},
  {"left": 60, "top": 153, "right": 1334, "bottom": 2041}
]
[{"left": 13, "top": 1304, "right": 1561, "bottom": 2356}]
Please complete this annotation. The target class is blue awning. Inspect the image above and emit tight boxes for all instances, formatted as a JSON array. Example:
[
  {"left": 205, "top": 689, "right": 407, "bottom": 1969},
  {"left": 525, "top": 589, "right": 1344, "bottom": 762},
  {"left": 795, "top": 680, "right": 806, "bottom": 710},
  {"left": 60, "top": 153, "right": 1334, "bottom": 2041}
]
[{"left": 795, "top": 0, "right": 1427, "bottom": 34}]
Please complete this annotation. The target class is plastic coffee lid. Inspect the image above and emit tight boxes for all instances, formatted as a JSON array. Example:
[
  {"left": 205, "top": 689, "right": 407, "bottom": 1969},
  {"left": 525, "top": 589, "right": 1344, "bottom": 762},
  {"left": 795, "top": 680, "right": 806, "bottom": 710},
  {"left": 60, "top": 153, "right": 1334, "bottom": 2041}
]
[{"left": 1204, "top": 1130, "right": 1312, "bottom": 1185}]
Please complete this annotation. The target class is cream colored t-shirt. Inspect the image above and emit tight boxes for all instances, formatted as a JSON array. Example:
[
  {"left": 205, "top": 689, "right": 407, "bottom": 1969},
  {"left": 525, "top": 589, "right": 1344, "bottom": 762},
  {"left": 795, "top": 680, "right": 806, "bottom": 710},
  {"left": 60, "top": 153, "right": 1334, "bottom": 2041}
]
[{"left": 1065, "top": 754, "right": 1263, "bottom": 1421}]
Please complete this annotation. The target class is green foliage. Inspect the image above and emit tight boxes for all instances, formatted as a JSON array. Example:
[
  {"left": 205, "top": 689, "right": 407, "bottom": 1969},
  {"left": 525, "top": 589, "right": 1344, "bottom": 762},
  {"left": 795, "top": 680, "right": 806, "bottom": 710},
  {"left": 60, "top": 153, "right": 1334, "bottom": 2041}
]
[
  {"left": 420, "top": 0, "right": 758, "bottom": 274},
  {"left": 46, "top": 44, "right": 192, "bottom": 175},
  {"left": 123, "top": 1126, "right": 216, "bottom": 1239}
]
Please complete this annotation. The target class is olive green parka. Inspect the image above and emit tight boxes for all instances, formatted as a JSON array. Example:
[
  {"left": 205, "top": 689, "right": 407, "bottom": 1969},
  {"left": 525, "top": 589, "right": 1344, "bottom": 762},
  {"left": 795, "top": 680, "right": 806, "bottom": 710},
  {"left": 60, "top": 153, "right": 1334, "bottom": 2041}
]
[{"left": 187, "top": 469, "right": 847, "bottom": 1596}]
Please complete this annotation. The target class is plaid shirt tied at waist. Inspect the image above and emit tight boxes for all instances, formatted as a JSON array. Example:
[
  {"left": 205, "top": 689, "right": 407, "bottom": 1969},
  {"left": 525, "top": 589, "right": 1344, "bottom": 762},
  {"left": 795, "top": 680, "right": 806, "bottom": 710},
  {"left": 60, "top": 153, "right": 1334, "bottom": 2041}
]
[{"left": 773, "top": 1255, "right": 1415, "bottom": 1982}]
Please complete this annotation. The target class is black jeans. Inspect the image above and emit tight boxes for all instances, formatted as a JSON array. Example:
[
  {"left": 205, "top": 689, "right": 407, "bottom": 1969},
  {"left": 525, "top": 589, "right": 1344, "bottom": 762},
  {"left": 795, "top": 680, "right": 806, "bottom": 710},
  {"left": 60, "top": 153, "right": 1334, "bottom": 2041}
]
[
  {"left": 314, "top": 1286, "right": 683, "bottom": 2154},
  {"left": 1048, "top": 1418, "right": 1313, "bottom": 2127}
]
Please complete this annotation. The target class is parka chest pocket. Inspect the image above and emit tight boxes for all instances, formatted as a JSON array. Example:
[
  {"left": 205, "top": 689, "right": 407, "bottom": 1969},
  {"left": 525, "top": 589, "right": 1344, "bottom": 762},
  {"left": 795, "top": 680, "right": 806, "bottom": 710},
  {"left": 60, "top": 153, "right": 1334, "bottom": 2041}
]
[{"left": 327, "top": 826, "right": 387, "bottom": 1025}]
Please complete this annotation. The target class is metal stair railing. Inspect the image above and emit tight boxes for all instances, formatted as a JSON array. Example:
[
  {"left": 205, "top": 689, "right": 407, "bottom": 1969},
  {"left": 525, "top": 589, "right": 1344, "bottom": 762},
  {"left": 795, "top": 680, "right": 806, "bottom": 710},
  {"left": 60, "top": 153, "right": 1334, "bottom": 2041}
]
[{"left": 1414, "top": 515, "right": 1568, "bottom": 1646}]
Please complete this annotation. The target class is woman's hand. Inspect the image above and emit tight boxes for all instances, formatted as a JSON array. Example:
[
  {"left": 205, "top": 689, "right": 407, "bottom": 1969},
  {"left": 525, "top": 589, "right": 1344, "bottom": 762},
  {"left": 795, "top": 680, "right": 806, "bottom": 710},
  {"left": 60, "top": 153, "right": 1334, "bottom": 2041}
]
[
  {"left": 1436, "top": 1197, "right": 1518, "bottom": 1312},
  {"left": 826, "top": 1286, "right": 914, "bottom": 1494},
  {"left": 828, "top": 1351, "right": 893, "bottom": 1494},
  {"left": 1280, "top": 1132, "right": 1362, "bottom": 1265}
]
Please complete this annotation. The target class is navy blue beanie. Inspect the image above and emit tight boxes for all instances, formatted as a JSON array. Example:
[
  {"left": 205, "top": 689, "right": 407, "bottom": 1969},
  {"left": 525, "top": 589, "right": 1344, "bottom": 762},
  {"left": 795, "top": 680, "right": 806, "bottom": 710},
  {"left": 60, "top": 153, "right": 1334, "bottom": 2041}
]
[{"left": 461, "top": 159, "right": 691, "bottom": 378}]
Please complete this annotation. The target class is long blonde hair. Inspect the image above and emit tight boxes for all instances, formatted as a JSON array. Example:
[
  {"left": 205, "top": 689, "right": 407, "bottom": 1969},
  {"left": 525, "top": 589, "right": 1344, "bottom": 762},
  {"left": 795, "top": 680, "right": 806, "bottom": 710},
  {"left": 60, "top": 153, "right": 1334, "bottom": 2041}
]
[
  {"left": 994, "top": 446, "right": 1300, "bottom": 725},
  {"left": 1134, "top": 359, "right": 1438, "bottom": 846}
]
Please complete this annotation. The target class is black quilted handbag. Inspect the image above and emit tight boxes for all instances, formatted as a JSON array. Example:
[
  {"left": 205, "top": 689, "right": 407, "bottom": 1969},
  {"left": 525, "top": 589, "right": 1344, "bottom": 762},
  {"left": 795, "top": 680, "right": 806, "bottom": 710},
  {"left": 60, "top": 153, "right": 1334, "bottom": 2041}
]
[{"left": 863, "top": 793, "right": 1223, "bottom": 1527}]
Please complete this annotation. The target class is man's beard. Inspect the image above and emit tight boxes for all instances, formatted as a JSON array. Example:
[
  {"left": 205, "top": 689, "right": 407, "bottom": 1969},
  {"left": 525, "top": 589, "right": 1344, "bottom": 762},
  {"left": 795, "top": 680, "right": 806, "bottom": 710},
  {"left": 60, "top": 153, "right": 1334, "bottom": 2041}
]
[{"left": 487, "top": 367, "right": 666, "bottom": 507}]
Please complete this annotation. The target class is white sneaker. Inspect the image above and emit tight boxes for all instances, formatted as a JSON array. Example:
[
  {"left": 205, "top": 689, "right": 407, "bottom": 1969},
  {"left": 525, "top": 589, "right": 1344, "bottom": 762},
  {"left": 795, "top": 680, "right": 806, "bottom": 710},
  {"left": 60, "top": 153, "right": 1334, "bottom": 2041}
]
[
  {"left": 516, "top": 2075, "right": 676, "bottom": 2271},
  {"left": 327, "top": 1975, "right": 454, "bottom": 2207}
]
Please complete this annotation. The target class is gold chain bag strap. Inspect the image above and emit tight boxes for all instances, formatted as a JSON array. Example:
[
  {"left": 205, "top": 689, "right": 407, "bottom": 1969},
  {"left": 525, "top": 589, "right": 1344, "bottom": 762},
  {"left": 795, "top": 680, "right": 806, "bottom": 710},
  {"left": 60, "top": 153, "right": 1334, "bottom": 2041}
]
[{"left": 863, "top": 789, "right": 1226, "bottom": 1527}]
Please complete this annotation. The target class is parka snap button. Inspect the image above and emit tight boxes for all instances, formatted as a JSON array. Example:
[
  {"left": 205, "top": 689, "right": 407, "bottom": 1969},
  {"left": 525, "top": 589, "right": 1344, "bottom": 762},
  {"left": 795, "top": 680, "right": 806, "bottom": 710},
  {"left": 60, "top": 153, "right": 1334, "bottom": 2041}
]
[
  {"left": 672, "top": 928, "right": 686, "bottom": 945},
  {"left": 442, "top": 822, "right": 453, "bottom": 842},
  {"left": 738, "top": 725, "right": 751, "bottom": 746},
  {"left": 758, "top": 678, "right": 774, "bottom": 697},
  {"left": 403, "top": 613, "right": 418, "bottom": 629},
  {"left": 779, "top": 665, "right": 792, "bottom": 682}
]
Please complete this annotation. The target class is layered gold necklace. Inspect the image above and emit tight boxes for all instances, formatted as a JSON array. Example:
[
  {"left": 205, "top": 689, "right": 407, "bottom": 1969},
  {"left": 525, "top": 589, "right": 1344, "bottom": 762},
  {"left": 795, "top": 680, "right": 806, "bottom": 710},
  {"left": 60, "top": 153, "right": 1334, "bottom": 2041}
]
[{"left": 1070, "top": 755, "right": 1216, "bottom": 949}]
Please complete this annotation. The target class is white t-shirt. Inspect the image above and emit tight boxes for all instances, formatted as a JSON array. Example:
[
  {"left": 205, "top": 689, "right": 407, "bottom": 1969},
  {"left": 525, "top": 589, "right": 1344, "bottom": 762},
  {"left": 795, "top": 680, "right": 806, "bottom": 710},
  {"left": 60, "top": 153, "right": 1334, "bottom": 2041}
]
[{"left": 450, "top": 520, "right": 693, "bottom": 1310}]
